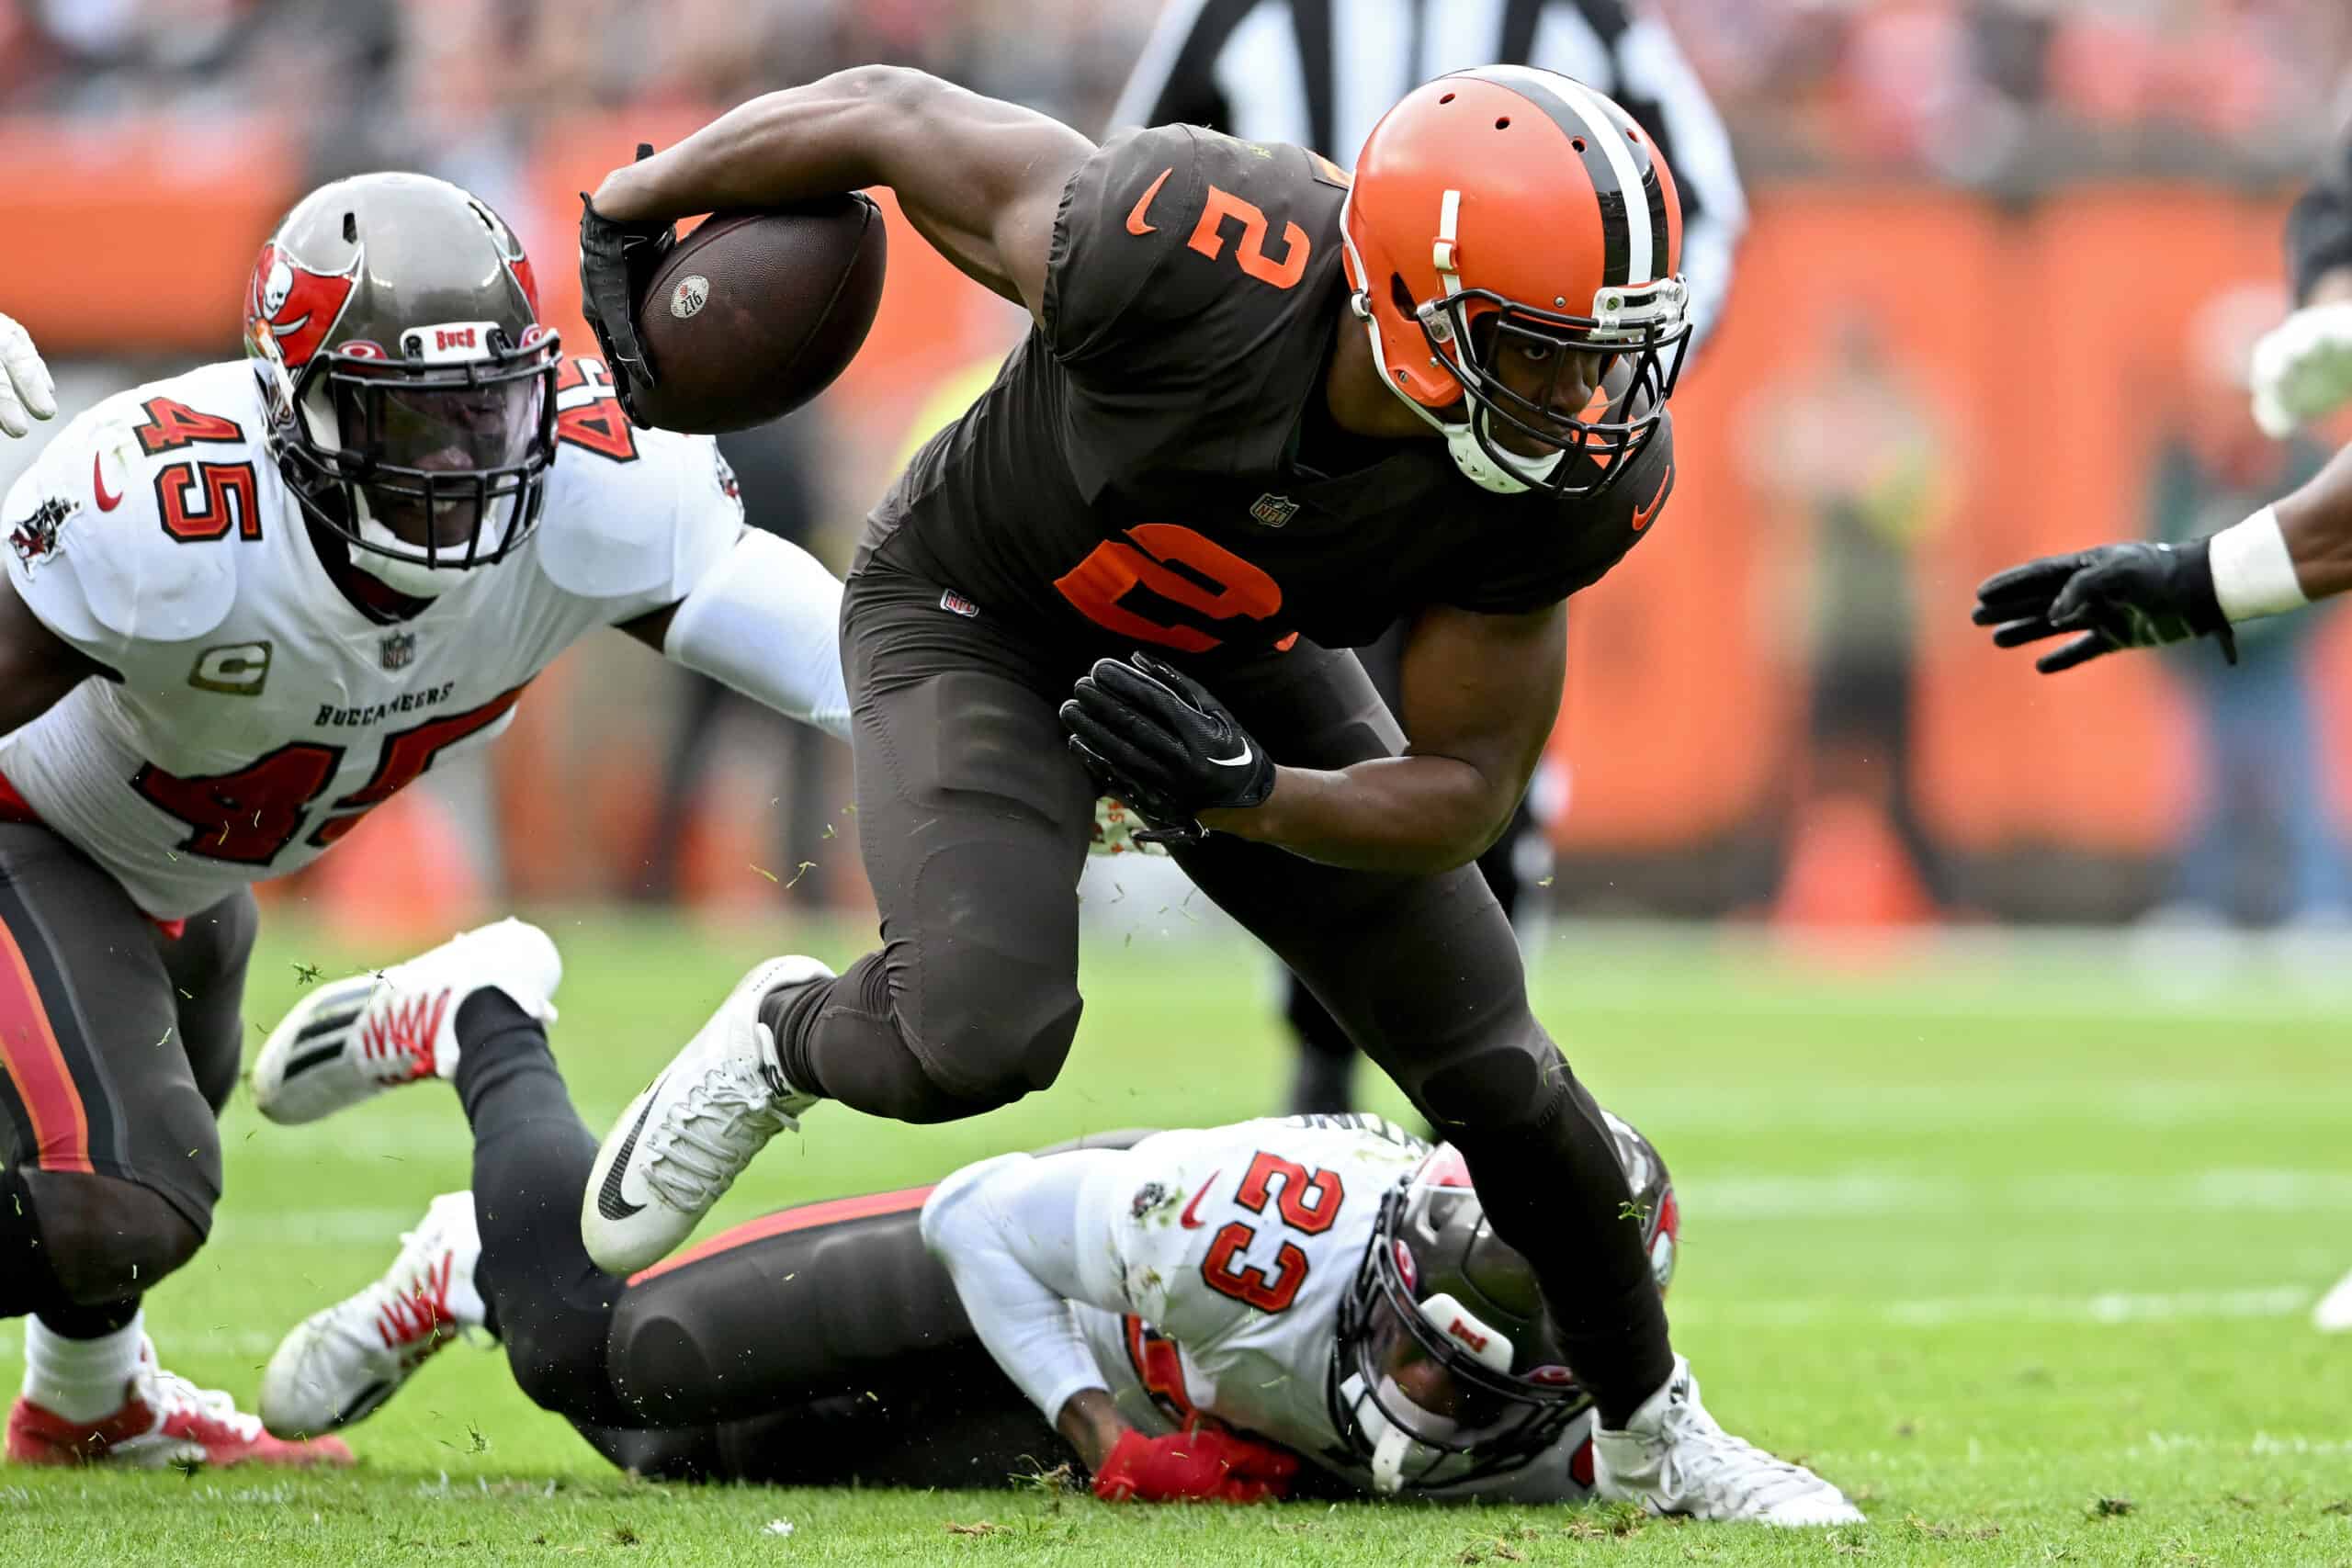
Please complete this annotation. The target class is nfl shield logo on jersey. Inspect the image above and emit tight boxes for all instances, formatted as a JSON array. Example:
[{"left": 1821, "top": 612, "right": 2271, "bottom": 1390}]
[
  {"left": 379, "top": 630, "right": 417, "bottom": 671},
  {"left": 1249, "top": 492, "right": 1299, "bottom": 528}
]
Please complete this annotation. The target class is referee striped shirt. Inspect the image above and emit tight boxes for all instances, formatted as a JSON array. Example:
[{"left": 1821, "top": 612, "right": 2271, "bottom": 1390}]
[{"left": 1109, "top": 0, "right": 1746, "bottom": 350}]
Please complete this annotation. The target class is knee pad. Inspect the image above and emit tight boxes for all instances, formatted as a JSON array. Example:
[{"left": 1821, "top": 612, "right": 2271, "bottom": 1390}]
[
  {"left": 1410, "top": 1041, "right": 1564, "bottom": 1137},
  {"left": 15, "top": 1168, "right": 204, "bottom": 1307},
  {"left": 907, "top": 976, "right": 1082, "bottom": 1112}
]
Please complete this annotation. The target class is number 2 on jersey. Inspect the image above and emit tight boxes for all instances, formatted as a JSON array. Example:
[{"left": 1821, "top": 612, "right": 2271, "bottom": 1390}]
[
  {"left": 1055, "top": 524, "right": 1283, "bottom": 654},
  {"left": 1200, "top": 1150, "right": 1345, "bottom": 1314}
]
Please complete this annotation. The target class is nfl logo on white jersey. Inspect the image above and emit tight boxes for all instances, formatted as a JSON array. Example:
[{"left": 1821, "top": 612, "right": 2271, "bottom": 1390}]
[
  {"left": 1249, "top": 493, "right": 1298, "bottom": 528},
  {"left": 379, "top": 631, "right": 416, "bottom": 671}
]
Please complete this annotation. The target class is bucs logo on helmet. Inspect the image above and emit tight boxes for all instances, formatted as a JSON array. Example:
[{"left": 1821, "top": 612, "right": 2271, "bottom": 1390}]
[{"left": 245, "top": 242, "right": 361, "bottom": 372}]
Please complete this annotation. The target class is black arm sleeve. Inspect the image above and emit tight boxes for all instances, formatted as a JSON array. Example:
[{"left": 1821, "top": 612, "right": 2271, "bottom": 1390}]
[{"left": 2288, "top": 137, "right": 2352, "bottom": 304}]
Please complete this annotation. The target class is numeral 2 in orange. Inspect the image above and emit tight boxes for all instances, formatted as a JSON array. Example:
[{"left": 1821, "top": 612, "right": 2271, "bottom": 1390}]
[
  {"left": 1055, "top": 524, "right": 1282, "bottom": 653},
  {"left": 1188, "top": 186, "right": 1310, "bottom": 289}
]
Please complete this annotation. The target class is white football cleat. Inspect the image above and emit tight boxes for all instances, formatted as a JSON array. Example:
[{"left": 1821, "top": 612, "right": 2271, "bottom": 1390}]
[
  {"left": 260, "top": 1191, "right": 488, "bottom": 1438},
  {"left": 1594, "top": 1358, "right": 1863, "bottom": 1527},
  {"left": 582, "top": 955, "right": 830, "bottom": 1274},
  {"left": 251, "top": 918, "right": 561, "bottom": 1124},
  {"left": 2314, "top": 1265, "right": 2352, "bottom": 1333}
]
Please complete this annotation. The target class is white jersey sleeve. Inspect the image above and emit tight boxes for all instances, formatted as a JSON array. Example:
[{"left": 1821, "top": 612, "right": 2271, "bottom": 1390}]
[
  {"left": 923, "top": 1118, "right": 1427, "bottom": 1425},
  {"left": 921, "top": 1148, "right": 1132, "bottom": 1426},
  {"left": 528, "top": 356, "right": 741, "bottom": 621},
  {"left": 1, "top": 381, "right": 242, "bottom": 671}
]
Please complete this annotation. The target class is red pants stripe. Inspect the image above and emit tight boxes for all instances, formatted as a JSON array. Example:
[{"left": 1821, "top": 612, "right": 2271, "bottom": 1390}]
[
  {"left": 0, "top": 914, "right": 90, "bottom": 1175},
  {"left": 628, "top": 1184, "right": 938, "bottom": 1286}
]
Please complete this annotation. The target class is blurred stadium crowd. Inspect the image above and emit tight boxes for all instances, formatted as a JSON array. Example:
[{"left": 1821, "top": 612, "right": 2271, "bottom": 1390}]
[
  {"left": 5, "top": 1, "right": 2346, "bottom": 176},
  {"left": 6, "top": 0, "right": 2352, "bottom": 933}
]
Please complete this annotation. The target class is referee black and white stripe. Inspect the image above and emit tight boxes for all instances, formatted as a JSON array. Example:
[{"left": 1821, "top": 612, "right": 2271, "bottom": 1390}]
[{"left": 1109, "top": 0, "right": 1745, "bottom": 350}]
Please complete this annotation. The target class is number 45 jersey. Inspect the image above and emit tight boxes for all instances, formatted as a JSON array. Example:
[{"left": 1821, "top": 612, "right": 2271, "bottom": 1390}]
[
  {"left": 0, "top": 357, "right": 740, "bottom": 920},
  {"left": 863, "top": 123, "right": 1676, "bottom": 661}
]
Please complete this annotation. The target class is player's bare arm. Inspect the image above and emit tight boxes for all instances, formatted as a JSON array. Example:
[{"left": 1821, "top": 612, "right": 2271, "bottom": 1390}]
[
  {"left": 0, "top": 576, "right": 108, "bottom": 735},
  {"left": 2273, "top": 436, "right": 2352, "bottom": 600},
  {"left": 1054, "top": 1386, "right": 1130, "bottom": 1471},
  {"left": 1974, "top": 434, "right": 2352, "bottom": 673},
  {"left": 588, "top": 67, "right": 1091, "bottom": 321},
  {"left": 1203, "top": 604, "right": 1566, "bottom": 874}
]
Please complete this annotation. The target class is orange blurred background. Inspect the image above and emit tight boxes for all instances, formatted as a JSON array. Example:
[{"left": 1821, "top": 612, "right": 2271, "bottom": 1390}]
[{"left": 3, "top": 0, "right": 2348, "bottom": 930}]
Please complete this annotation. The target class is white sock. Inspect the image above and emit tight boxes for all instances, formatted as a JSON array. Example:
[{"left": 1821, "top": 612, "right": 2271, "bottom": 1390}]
[{"left": 22, "top": 1312, "right": 144, "bottom": 1423}]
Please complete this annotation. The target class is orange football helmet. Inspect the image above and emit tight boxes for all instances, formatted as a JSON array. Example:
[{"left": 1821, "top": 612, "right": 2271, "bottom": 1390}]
[{"left": 1340, "top": 67, "right": 1690, "bottom": 498}]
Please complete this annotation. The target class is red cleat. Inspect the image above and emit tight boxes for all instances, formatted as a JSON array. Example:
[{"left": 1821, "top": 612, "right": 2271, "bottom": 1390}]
[{"left": 6, "top": 1340, "right": 353, "bottom": 1469}]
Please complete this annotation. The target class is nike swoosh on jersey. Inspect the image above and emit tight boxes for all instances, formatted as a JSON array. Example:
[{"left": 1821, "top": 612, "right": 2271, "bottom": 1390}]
[
  {"left": 1631, "top": 464, "right": 1674, "bottom": 533},
  {"left": 92, "top": 452, "right": 122, "bottom": 513},
  {"left": 1126, "top": 167, "right": 1174, "bottom": 236},
  {"left": 1207, "top": 741, "right": 1254, "bottom": 768},
  {"left": 596, "top": 1080, "right": 664, "bottom": 1221},
  {"left": 1178, "top": 1170, "right": 1221, "bottom": 1229}
]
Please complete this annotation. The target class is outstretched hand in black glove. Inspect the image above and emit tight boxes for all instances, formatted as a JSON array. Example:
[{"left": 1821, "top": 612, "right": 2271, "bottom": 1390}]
[
  {"left": 1061, "top": 653, "right": 1275, "bottom": 849},
  {"left": 1973, "top": 539, "right": 2238, "bottom": 673}
]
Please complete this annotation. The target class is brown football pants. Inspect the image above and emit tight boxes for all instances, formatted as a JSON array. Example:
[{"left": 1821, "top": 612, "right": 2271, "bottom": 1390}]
[{"left": 766, "top": 552, "right": 1674, "bottom": 1420}]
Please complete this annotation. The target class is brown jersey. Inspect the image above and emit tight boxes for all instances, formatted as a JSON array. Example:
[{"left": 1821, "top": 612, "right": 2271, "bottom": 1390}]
[{"left": 860, "top": 124, "right": 1675, "bottom": 663}]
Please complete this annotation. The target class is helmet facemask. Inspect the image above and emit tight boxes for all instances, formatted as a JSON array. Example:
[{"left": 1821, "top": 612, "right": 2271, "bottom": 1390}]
[
  {"left": 1411, "top": 276, "right": 1688, "bottom": 500},
  {"left": 243, "top": 174, "right": 559, "bottom": 601},
  {"left": 1339, "top": 67, "right": 1694, "bottom": 501},
  {"left": 281, "top": 328, "right": 559, "bottom": 598},
  {"left": 1329, "top": 1183, "right": 1589, "bottom": 1492}
]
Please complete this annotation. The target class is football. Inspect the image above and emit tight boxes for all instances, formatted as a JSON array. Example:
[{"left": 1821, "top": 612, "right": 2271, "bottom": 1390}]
[{"left": 628, "top": 195, "right": 888, "bottom": 434}]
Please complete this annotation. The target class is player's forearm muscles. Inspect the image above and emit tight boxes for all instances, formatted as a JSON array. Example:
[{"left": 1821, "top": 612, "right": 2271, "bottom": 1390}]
[
  {"left": 1203, "top": 756, "right": 1518, "bottom": 874},
  {"left": 592, "top": 66, "right": 1091, "bottom": 312},
  {"left": 1202, "top": 603, "right": 1561, "bottom": 874},
  {"left": 2275, "top": 439, "right": 2352, "bottom": 603},
  {"left": 1055, "top": 1387, "right": 1132, "bottom": 1472}
]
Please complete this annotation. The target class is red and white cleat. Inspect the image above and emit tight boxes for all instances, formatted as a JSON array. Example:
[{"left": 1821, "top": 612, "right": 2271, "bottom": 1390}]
[
  {"left": 260, "top": 1190, "right": 488, "bottom": 1437},
  {"left": 250, "top": 918, "right": 560, "bottom": 1125},
  {"left": 6, "top": 1339, "right": 353, "bottom": 1469}
]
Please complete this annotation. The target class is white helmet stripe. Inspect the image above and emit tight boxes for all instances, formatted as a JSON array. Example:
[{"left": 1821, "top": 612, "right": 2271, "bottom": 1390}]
[{"left": 1546, "top": 75, "right": 1654, "bottom": 286}]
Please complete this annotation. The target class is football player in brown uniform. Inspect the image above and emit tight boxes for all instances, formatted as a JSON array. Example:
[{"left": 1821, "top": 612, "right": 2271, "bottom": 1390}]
[{"left": 571, "top": 65, "right": 1858, "bottom": 1523}]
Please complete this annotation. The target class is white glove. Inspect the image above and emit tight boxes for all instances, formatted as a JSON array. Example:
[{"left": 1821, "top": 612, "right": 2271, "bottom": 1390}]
[
  {"left": 1089, "top": 795, "right": 1169, "bottom": 857},
  {"left": 0, "top": 314, "right": 56, "bottom": 439},
  {"left": 2250, "top": 302, "right": 2352, "bottom": 438}
]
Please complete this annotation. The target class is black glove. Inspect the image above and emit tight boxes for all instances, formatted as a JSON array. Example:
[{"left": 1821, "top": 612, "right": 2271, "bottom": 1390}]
[
  {"left": 1061, "top": 653, "right": 1276, "bottom": 850},
  {"left": 577, "top": 143, "right": 673, "bottom": 424},
  {"left": 1973, "top": 539, "right": 2238, "bottom": 674}
]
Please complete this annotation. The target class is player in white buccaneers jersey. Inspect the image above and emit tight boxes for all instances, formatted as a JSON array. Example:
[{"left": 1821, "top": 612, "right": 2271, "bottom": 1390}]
[
  {"left": 253, "top": 921, "right": 1854, "bottom": 1517},
  {"left": 251, "top": 917, "right": 1657, "bottom": 1500},
  {"left": 0, "top": 172, "right": 849, "bottom": 1469}
]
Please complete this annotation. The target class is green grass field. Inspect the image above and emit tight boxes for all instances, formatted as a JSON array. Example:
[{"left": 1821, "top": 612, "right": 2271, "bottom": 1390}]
[{"left": 3, "top": 914, "right": 2348, "bottom": 1565}]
